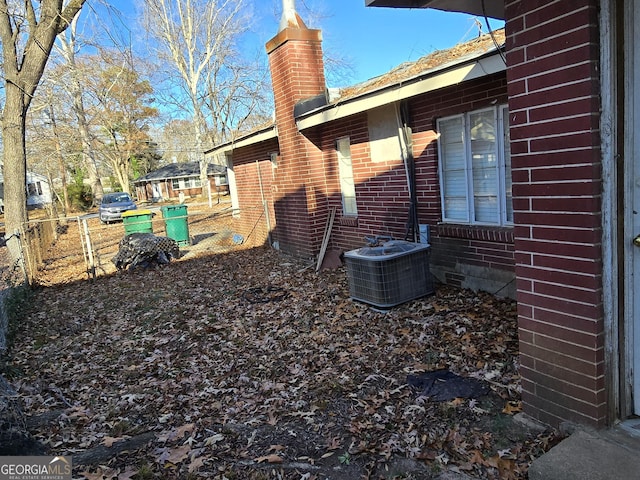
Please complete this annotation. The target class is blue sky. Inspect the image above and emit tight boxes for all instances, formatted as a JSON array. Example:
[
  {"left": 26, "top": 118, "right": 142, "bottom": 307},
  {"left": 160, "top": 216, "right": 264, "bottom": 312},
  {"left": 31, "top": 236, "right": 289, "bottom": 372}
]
[
  {"left": 94, "top": 0, "right": 503, "bottom": 87},
  {"left": 253, "top": 1, "right": 504, "bottom": 85}
]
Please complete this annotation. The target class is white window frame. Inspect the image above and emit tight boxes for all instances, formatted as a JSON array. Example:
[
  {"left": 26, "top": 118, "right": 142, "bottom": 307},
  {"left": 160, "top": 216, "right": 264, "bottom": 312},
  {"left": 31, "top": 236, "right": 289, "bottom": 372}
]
[
  {"left": 437, "top": 105, "right": 512, "bottom": 226},
  {"left": 336, "top": 136, "right": 358, "bottom": 216},
  {"left": 171, "top": 176, "right": 202, "bottom": 190},
  {"left": 215, "top": 173, "right": 229, "bottom": 186},
  {"left": 27, "top": 181, "right": 43, "bottom": 196}
]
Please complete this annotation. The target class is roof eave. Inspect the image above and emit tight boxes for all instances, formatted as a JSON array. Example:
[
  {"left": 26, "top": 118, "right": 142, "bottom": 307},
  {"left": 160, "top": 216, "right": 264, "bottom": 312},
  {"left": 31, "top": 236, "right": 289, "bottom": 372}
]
[
  {"left": 205, "top": 125, "right": 278, "bottom": 157},
  {"left": 296, "top": 48, "right": 505, "bottom": 131},
  {"left": 364, "top": 0, "right": 505, "bottom": 20}
]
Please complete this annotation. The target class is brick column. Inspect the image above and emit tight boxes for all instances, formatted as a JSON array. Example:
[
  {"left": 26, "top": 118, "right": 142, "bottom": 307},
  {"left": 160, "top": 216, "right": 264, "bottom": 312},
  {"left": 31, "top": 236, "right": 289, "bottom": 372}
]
[
  {"left": 266, "top": 20, "right": 327, "bottom": 257},
  {"left": 505, "top": 0, "right": 607, "bottom": 427}
]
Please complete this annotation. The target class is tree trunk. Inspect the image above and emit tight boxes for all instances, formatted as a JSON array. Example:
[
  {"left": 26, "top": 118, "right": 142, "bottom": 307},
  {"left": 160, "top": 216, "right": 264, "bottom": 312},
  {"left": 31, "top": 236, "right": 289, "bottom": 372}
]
[
  {"left": 0, "top": 0, "right": 88, "bottom": 265},
  {"left": 69, "top": 62, "right": 103, "bottom": 204},
  {"left": 57, "top": 19, "right": 103, "bottom": 205},
  {"left": 194, "top": 106, "right": 208, "bottom": 199},
  {"left": 2, "top": 84, "right": 29, "bottom": 264},
  {"left": 78, "top": 125, "right": 103, "bottom": 204},
  {"left": 111, "top": 156, "right": 131, "bottom": 194},
  {"left": 48, "top": 107, "right": 70, "bottom": 215}
]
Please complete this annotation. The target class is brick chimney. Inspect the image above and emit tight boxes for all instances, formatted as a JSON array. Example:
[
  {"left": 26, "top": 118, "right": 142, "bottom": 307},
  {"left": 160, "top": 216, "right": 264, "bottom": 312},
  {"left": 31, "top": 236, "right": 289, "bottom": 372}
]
[{"left": 266, "top": 0, "right": 327, "bottom": 258}]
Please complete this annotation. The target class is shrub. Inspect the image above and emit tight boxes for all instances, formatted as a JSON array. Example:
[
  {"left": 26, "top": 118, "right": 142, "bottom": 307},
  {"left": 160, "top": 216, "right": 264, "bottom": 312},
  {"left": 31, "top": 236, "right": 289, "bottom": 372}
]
[{"left": 66, "top": 183, "right": 93, "bottom": 211}]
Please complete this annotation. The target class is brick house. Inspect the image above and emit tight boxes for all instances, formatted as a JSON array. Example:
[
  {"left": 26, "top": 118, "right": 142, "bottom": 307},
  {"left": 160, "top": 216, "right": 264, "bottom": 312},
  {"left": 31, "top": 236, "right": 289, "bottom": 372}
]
[
  {"left": 207, "top": 0, "right": 639, "bottom": 431},
  {"left": 133, "top": 161, "right": 228, "bottom": 202},
  {"left": 207, "top": 23, "right": 514, "bottom": 294}
]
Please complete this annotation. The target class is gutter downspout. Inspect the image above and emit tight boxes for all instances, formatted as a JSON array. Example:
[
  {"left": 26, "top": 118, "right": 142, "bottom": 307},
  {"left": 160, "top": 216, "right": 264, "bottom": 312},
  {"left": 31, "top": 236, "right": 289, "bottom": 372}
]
[{"left": 397, "top": 100, "right": 419, "bottom": 242}]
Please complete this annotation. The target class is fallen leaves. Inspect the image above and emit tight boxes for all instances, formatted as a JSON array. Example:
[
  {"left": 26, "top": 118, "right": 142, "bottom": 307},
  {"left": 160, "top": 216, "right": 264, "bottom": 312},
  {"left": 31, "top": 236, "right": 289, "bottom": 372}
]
[
  {"left": 6, "top": 245, "right": 561, "bottom": 479},
  {"left": 503, "top": 400, "right": 523, "bottom": 415},
  {"left": 254, "top": 454, "right": 284, "bottom": 464},
  {"left": 101, "top": 436, "right": 127, "bottom": 448}
]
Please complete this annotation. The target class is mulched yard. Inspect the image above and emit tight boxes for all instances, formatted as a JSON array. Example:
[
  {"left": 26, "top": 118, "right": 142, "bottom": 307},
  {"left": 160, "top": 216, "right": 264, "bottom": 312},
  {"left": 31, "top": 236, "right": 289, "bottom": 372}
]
[{"left": 3, "top": 238, "right": 561, "bottom": 479}]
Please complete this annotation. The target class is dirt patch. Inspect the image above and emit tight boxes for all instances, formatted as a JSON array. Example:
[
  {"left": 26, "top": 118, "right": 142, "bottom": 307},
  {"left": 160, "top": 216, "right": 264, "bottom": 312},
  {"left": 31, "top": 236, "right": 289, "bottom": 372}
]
[{"left": 2, "top": 236, "right": 560, "bottom": 479}]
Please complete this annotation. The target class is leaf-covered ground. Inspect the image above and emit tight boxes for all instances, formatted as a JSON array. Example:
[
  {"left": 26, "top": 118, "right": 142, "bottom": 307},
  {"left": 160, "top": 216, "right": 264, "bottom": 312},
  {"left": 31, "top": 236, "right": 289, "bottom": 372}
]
[{"left": 6, "top": 243, "right": 560, "bottom": 479}]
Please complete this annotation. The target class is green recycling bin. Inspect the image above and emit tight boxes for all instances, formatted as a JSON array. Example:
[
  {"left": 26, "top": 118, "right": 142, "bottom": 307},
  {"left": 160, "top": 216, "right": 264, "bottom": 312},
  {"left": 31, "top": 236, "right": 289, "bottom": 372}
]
[
  {"left": 122, "top": 209, "right": 153, "bottom": 235},
  {"left": 161, "top": 204, "right": 190, "bottom": 246}
]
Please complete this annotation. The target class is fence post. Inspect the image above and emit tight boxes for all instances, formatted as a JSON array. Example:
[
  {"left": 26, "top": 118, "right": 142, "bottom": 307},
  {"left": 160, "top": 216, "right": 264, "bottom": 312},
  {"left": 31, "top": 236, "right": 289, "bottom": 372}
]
[
  {"left": 82, "top": 219, "right": 96, "bottom": 280},
  {"left": 16, "top": 225, "right": 31, "bottom": 285},
  {"left": 256, "top": 160, "right": 272, "bottom": 246}
]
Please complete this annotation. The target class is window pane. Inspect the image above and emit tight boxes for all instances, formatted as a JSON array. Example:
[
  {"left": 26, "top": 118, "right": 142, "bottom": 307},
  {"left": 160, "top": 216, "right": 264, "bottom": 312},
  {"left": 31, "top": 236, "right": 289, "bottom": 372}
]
[
  {"left": 470, "top": 110, "right": 495, "bottom": 142},
  {"left": 343, "top": 196, "right": 358, "bottom": 214},
  {"left": 337, "top": 137, "right": 357, "bottom": 216},
  {"left": 444, "top": 196, "right": 468, "bottom": 220},
  {"left": 444, "top": 143, "right": 466, "bottom": 169},
  {"left": 439, "top": 116, "right": 468, "bottom": 221},
  {"left": 444, "top": 169, "right": 467, "bottom": 195},
  {"left": 470, "top": 110, "right": 498, "bottom": 223},
  {"left": 474, "top": 195, "right": 499, "bottom": 222}
]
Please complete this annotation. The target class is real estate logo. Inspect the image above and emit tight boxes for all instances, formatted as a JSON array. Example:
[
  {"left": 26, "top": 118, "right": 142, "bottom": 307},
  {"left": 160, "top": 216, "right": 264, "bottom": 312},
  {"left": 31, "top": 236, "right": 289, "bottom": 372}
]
[{"left": 0, "top": 456, "right": 72, "bottom": 480}]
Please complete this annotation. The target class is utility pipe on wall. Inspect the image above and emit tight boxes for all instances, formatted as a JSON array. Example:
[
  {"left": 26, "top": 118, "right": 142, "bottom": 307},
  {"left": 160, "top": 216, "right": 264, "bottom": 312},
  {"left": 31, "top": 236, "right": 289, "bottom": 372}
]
[{"left": 279, "top": 0, "right": 299, "bottom": 31}]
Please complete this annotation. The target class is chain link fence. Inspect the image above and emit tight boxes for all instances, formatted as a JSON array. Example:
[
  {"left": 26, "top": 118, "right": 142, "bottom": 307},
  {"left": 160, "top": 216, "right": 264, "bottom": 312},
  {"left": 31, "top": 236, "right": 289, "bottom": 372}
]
[{"left": 11, "top": 200, "right": 271, "bottom": 286}]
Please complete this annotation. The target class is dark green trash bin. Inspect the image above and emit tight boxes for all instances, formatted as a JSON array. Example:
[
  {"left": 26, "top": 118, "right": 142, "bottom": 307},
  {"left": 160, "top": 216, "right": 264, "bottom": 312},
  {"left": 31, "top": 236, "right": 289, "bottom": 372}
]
[
  {"left": 122, "top": 209, "right": 153, "bottom": 235},
  {"left": 161, "top": 204, "right": 190, "bottom": 246}
]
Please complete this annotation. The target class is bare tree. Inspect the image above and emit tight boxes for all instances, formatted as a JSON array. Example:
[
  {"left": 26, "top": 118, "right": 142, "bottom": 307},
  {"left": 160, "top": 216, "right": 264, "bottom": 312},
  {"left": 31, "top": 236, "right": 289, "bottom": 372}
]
[
  {"left": 0, "top": 0, "right": 87, "bottom": 260},
  {"left": 27, "top": 85, "right": 75, "bottom": 215},
  {"left": 54, "top": 15, "right": 104, "bottom": 203},
  {"left": 155, "top": 119, "right": 198, "bottom": 164},
  {"left": 141, "top": 0, "right": 270, "bottom": 193}
]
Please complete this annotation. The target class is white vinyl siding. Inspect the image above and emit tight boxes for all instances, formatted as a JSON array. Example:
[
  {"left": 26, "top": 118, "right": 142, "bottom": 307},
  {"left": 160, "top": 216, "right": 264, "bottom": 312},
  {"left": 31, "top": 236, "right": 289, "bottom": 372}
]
[
  {"left": 437, "top": 105, "right": 512, "bottom": 225},
  {"left": 367, "top": 104, "right": 402, "bottom": 163},
  {"left": 337, "top": 137, "right": 358, "bottom": 216}
]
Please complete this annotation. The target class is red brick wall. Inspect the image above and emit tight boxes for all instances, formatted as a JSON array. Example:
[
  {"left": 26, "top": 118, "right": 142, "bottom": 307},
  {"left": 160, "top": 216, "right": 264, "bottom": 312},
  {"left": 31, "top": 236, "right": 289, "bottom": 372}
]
[
  {"left": 308, "top": 72, "right": 514, "bottom": 295},
  {"left": 231, "top": 139, "right": 279, "bottom": 247},
  {"left": 505, "top": 0, "right": 606, "bottom": 427}
]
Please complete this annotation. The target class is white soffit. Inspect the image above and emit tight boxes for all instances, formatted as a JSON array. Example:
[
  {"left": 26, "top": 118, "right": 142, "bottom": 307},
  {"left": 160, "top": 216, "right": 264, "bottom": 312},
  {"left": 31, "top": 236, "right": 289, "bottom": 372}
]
[
  {"left": 206, "top": 126, "right": 277, "bottom": 156},
  {"left": 296, "top": 51, "right": 505, "bottom": 131}
]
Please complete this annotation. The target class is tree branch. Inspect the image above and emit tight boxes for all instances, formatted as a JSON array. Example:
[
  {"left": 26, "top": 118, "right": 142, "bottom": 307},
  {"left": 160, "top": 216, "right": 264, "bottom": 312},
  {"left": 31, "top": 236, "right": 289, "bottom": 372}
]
[
  {"left": 58, "top": 0, "right": 86, "bottom": 35},
  {"left": 0, "top": 0, "right": 19, "bottom": 76}
]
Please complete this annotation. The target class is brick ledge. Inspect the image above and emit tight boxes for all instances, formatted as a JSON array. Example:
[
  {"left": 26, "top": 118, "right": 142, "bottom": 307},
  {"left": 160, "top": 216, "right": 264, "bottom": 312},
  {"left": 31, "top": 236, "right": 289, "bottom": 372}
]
[
  {"left": 435, "top": 223, "right": 514, "bottom": 243},
  {"left": 339, "top": 216, "right": 359, "bottom": 227}
]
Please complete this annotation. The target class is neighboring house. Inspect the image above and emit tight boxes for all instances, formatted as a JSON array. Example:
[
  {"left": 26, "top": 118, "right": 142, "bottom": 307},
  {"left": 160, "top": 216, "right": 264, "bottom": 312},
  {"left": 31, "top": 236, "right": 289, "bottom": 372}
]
[
  {"left": 0, "top": 171, "right": 53, "bottom": 212},
  {"left": 133, "top": 161, "right": 228, "bottom": 202},
  {"left": 206, "top": 0, "right": 637, "bottom": 433}
]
